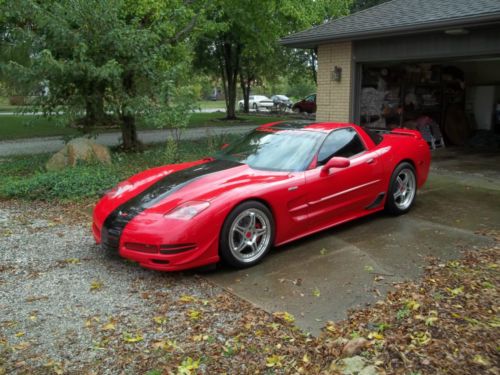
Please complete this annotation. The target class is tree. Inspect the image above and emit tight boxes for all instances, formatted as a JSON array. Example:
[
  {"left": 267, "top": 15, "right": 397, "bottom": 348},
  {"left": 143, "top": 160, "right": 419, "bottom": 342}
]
[
  {"left": 195, "top": 0, "right": 352, "bottom": 117},
  {"left": 0, "top": 0, "right": 205, "bottom": 150},
  {"left": 350, "top": 0, "right": 390, "bottom": 12}
]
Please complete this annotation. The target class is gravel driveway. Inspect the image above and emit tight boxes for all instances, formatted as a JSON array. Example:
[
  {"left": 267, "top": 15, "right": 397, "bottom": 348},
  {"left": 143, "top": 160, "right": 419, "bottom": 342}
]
[{"left": 0, "top": 201, "right": 310, "bottom": 374}]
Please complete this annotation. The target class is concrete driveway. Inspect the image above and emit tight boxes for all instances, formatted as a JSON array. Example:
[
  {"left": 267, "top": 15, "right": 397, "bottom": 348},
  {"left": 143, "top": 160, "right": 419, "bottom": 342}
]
[{"left": 207, "top": 149, "right": 500, "bottom": 335}]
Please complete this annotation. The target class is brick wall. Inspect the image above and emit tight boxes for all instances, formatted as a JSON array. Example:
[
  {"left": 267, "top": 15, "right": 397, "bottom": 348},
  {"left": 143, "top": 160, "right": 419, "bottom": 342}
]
[{"left": 316, "top": 41, "right": 353, "bottom": 123}]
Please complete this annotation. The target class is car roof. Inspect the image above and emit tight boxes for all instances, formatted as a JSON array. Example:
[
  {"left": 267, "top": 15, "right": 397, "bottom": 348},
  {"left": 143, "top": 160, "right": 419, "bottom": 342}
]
[{"left": 257, "top": 120, "right": 358, "bottom": 133}]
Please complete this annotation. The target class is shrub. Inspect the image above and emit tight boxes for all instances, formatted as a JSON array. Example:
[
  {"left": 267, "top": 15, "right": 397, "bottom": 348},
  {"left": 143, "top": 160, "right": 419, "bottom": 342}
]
[{"left": 0, "top": 164, "right": 122, "bottom": 200}]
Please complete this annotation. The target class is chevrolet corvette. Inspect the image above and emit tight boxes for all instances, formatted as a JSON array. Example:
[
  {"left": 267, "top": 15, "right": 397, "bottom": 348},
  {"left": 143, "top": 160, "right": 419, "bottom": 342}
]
[{"left": 92, "top": 121, "right": 431, "bottom": 271}]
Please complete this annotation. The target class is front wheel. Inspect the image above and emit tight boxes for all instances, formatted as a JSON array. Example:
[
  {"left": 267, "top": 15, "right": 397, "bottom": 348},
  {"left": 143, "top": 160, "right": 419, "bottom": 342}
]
[
  {"left": 219, "top": 201, "right": 274, "bottom": 268},
  {"left": 253, "top": 103, "right": 258, "bottom": 112},
  {"left": 385, "top": 162, "right": 417, "bottom": 215}
]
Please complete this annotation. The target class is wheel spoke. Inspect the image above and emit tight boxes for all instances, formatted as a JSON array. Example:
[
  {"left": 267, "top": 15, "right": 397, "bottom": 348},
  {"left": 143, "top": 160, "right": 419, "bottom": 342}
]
[
  {"left": 393, "top": 190, "right": 402, "bottom": 200},
  {"left": 396, "top": 176, "right": 404, "bottom": 189},
  {"left": 250, "top": 241, "right": 258, "bottom": 253},
  {"left": 235, "top": 240, "right": 247, "bottom": 253},
  {"left": 255, "top": 227, "right": 267, "bottom": 237},
  {"left": 248, "top": 212, "right": 256, "bottom": 229},
  {"left": 234, "top": 225, "right": 247, "bottom": 236}
]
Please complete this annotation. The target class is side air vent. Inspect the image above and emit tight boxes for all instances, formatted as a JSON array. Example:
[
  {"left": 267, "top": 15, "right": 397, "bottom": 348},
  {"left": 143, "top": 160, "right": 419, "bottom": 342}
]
[{"left": 159, "top": 243, "right": 197, "bottom": 254}]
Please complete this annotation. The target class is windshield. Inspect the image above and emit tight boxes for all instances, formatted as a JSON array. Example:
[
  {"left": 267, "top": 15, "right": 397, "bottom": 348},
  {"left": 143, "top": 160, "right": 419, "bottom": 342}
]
[{"left": 215, "top": 130, "right": 324, "bottom": 171}]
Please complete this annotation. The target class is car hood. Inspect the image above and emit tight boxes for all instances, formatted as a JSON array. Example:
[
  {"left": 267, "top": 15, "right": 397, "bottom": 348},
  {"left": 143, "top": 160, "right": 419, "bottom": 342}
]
[{"left": 99, "top": 158, "right": 293, "bottom": 217}]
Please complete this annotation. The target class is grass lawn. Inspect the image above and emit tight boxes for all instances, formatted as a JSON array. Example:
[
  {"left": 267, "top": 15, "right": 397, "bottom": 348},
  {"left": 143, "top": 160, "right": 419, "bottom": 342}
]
[
  {"left": 0, "top": 112, "right": 287, "bottom": 141},
  {"left": 197, "top": 100, "right": 226, "bottom": 109}
]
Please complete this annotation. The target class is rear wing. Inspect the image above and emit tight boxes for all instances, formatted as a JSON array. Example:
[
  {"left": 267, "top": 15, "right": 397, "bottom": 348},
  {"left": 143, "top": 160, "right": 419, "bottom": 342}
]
[{"left": 363, "top": 127, "right": 423, "bottom": 140}]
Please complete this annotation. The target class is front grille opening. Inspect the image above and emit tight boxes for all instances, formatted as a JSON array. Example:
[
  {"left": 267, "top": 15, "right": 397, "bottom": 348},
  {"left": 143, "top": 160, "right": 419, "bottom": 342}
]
[
  {"left": 151, "top": 259, "right": 170, "bottom": 265},
  {"left": 125, "top": 242, "right": 158, "bottom": 253},
  {"left": 159, "top": 243, "right": 197, "bottom": 254}
]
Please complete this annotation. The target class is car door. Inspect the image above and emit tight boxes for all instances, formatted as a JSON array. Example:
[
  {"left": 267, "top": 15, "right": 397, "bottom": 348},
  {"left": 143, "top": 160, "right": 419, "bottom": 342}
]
[
  {"left": 304, "top": 127, "right": 384, "bottom": 229},
  {"left": 303, "top": 94, "right": 316, "bottom": 113}
]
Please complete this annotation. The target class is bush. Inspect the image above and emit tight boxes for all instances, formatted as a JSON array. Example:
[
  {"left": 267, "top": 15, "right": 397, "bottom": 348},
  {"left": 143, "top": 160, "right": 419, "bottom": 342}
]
[
  {"left": 0, "top": 135, "right": 243, "bottom": 201},
  {"left": 0, "top": 164, "right": 122, "bottom": 200}
]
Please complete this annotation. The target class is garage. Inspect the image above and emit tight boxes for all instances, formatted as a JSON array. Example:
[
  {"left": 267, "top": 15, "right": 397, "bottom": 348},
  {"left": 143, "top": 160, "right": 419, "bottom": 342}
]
[{"left": 281, "top": 0, "right": 500, "bottom": 151}]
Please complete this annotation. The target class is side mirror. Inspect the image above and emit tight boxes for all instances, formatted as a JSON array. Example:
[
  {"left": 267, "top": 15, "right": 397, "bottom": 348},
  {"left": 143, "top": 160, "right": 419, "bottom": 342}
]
[
  {"left": 221, "top": 143, "right": 229, "bottom": 150},
  {"left": 321, "top": 157, "right": 350, "bottom": 175}
]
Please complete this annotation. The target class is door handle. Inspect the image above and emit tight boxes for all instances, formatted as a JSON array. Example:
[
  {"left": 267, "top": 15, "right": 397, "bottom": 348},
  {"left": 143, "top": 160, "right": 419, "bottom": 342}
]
[{"left": 366, "top": 158, "right": 375, "bottom": 164}]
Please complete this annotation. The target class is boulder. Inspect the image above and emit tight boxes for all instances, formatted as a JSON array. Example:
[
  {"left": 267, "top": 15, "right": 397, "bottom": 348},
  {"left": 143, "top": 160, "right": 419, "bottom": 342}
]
[
  {"left": 46, "top": 138, "right": 112, "bottom": 171},
  {"left": 342, "top": 337, "right": 369, "bottom": 357}
]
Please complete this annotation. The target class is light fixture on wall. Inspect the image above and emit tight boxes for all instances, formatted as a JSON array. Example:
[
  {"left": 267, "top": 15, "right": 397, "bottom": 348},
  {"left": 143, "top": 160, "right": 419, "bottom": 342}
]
[
  {"left": 332, "top": 66, "right": 342, "bottom": 82},
  {"left": 445, "top": 28, "right": 469, "bottom": 36}
]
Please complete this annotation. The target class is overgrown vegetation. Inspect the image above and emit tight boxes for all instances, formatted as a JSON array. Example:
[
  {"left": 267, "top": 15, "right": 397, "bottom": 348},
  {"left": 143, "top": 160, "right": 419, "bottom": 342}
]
[{"left": 0, "top": 134, "right": 239, "bottom": 201}]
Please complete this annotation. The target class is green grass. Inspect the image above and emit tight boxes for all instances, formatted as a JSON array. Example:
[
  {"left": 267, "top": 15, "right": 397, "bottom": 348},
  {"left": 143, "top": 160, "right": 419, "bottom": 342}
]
[
  {"left": 0, "top": 133, "right": 240, "bottom": 201},
  {"left": 0, "top": 112, "right": 287, "bottom": 140},
  {"left": 197, "top": 100, "right": 226, "bottom": 110}
]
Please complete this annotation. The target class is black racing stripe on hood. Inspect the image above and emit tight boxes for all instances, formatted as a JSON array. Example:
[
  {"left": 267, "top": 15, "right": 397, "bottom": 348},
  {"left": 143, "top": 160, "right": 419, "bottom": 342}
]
[{"left": 100, "top": 159, "right": 242, "bottom": 253}]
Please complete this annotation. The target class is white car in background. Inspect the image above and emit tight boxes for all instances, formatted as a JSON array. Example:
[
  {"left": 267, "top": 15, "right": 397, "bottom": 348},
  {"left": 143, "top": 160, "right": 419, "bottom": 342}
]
[{"left": 238, "top": 95, "right": 274, "bottom": 111}]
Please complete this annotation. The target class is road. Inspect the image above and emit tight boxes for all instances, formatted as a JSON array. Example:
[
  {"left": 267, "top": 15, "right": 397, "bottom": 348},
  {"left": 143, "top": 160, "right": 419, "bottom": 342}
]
[{"left": 0, "top": 124, "right": 257, "bottom": 156}]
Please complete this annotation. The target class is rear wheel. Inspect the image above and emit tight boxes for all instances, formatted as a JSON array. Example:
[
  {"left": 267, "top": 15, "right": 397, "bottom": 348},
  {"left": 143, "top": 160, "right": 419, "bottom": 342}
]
[
  {"left": 293, "top": 107, "right": 301, "bottom": 114},
  {"left": 219, "top": 201, "right": 274, "bottom": 268},
  {"left": 253, "top": 103, "right": 258, "bottom": 112},
  {"left": 385, "top": 162, "right": 417, "bottom": 215}
]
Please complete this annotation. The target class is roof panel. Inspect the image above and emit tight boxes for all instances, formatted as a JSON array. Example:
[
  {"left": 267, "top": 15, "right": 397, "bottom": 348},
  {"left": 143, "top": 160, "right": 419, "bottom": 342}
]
[{"left": 281, "top": 0, "right": 500, "bottom": 47}]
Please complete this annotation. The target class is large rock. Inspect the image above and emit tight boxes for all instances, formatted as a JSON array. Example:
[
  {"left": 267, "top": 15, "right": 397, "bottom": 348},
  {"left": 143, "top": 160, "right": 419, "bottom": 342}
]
[
  {"left": 46, "top": 138, "right": 112, "bottom": 171},
  {"left": 342, "top": 338, "right": 369, "bottom": 357}
]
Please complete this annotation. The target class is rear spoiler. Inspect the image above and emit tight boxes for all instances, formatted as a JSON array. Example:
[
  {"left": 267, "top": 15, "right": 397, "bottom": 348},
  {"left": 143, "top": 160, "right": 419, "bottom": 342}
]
[{"left": 364, "top": 127, "right": 423, "bottom": 140}]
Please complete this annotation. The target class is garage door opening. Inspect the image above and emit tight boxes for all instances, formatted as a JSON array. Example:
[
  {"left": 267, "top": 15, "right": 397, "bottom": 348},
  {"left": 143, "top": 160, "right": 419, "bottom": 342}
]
[{"left": 357, "top": 58, "right": 500, "bottom": 151}]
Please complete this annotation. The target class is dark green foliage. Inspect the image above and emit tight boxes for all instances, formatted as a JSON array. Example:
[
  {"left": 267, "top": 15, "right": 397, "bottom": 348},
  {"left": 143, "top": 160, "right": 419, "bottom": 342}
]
[
  {"left": 1, "top": 165, "right": 122, "bottom": 200},
  {"left": 350, "top": 0, "right": 390, "bottom": 12},
  {"left": 0, "top": 134, "right": 240, "bottom": 201}
]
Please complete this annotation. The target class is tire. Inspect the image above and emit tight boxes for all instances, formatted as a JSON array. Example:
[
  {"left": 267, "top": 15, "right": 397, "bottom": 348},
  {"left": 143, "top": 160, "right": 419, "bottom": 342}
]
[
  {"left": 239, "top": 103, "right": 244, "bottom": 111},
  {"left": 219, "top": 201, "right": 275, "bottom": 268},
  {"left": 253, "top": 103, "right": 258, "bottom": 112},
  {"left": 293, "top": 107, "right": 301, "bottom": 114},
  {"left": 385, "top": 162, "right": 417, "bottom": 215}
]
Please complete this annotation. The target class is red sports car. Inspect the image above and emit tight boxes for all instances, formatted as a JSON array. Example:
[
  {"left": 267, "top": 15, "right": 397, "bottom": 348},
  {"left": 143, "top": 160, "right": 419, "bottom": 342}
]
[{"left": 93, "top": 121, "right": 430, "bottom": 271}]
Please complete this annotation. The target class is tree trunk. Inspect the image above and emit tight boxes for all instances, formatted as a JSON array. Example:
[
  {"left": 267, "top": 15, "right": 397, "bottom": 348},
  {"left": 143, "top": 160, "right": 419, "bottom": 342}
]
[
  {"left": 120, "top": 113, "right": 139, "bottom": 151},
  {"left": 239, "top": 74, "right": 252, "bottom": 113},
  {"left": 83, "top": 83, "right": 107, "bottom": 132},
  {"left": 310, "top": 48, "right": 318, "bottom": 85},
  {"left": 120, "top": 71, "right": 140, "bottom": 151},
  {"left": 218, "top": 40, "right": 241, "bottom": 120}
]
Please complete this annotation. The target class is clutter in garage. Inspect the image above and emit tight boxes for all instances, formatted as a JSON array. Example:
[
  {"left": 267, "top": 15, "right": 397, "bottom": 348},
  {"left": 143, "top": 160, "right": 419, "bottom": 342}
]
[{"left": 359, "top": 63, "right": 500, "bottom": 149}]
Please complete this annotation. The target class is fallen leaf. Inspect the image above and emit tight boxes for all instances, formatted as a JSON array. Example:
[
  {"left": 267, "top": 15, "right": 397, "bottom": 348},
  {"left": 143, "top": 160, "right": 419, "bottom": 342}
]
[
  {"left": 273, "top": 311, "right": 295, "bottom": 323},
  {"left": 123, "top": 332, "right": 143, "bottom": 343},
  {"left": 266, "top": 354, "right": 284, "bottom": 368},
  {"left": 90, "top": 280, "right": 103, "bottom": 291}
]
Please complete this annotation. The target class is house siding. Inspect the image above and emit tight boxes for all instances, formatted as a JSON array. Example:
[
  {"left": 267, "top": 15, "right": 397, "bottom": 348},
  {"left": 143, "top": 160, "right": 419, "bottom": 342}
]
[{"left": 316, "top": 42, "right": 353, "bottom": 122}]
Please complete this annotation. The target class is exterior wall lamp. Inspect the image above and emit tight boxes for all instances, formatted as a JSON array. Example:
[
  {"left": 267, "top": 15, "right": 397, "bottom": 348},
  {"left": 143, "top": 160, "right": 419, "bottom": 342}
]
[{"left": 332, "top": 66, "right": 342, "bottom": 82}]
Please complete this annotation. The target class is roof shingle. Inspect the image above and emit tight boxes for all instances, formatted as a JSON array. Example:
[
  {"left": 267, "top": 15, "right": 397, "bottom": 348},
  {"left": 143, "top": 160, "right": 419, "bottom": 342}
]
[{"left": 281, "top": 0, "right": 500, "bottom": 48}]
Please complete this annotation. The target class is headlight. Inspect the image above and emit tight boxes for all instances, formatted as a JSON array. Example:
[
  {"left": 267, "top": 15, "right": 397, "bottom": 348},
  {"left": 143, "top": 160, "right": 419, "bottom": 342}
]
[{"left": 164, "top": 201, "right": 210, "bottom": 220}]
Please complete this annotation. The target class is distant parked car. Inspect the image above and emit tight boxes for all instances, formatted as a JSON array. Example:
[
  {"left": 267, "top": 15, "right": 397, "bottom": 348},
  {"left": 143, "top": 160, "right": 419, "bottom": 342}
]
[
  {"left": 292, "top": 94, "right": 316, "bottom": 114},
  {"left": 271, "top": 95, "right": 292, "bottom": 111},
  {"left": 238, "top": 95, "right": 274, "bottom": 111}
]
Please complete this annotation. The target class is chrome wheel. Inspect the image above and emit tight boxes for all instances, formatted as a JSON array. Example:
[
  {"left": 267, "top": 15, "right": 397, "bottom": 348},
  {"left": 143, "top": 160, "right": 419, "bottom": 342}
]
[
  {"left": 392, "top": 168, "right": 416, "bottom": 210},
  {"left": 228, "top": 208, "right": 271, "bottom": 264}
]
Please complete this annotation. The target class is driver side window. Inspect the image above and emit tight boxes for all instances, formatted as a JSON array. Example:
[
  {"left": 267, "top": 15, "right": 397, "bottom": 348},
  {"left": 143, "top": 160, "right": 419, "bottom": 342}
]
[{"left": 317, "top": 128, "right": 365, "bottom": 165}]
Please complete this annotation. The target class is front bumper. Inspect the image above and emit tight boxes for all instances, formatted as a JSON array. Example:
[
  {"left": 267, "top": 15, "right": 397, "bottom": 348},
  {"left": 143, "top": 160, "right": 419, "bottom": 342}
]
[{"left": 92, "top": 212, "right": 220, "bottom": 272}]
